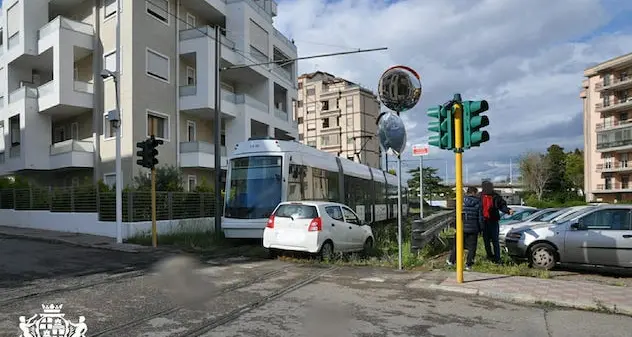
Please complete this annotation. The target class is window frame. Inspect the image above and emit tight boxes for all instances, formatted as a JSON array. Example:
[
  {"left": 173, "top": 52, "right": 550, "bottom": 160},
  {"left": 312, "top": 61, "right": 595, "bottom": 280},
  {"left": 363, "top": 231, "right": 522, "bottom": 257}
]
[
  {"left": 186, "top": 66, "right": 196, "bottom": 86},
  {"left": 146, "top": 0, "right": 170, "bottom": 25},
  {"left": 325, "top": 205, "right": 344, "bottom": 221},
  {"left": 102, "top": 0, "right": 119, "bottom": 21},
  {"left": 146, "top": 109, "right": 170, "bottom": 141},
  {"left": 187, "top": 175, "right": 197, "bottom": 192},
  {"left": 102, "top": 112, "right": 121, "bottom": 141},
  {"left": 103, "top": 173, "right": 116, "bottom": 188},
  {"left": 186, "top": 120, "right": 196, "bottom": 142},
  {"left": 145, "top": 48, "right": 170, "bottom": 83},
  {"left": 185, "top": 12, "right": 196, "bottom": 28}
]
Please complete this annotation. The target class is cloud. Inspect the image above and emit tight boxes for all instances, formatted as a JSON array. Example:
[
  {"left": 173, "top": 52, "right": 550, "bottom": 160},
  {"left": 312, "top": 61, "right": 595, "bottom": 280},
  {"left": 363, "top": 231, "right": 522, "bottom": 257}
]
[{"left": 274, "top": 0, "right": 632, "bottom": 183}]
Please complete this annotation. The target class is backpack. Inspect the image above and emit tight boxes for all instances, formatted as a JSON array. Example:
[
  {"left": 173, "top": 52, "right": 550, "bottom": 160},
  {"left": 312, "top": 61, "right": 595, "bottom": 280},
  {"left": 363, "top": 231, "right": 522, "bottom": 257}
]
[{"left": 482, "top": 194, "right": 495, "bottom": 221}]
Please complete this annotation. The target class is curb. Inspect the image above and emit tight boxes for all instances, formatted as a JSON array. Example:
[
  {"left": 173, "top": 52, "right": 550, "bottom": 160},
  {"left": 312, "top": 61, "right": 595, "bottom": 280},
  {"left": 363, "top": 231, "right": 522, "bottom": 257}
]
[
  {"left": 0, "top": 232, "right": 149, "bottom": 254},
  {"left": 428, "top": 283, "right": 632, "bottom": 317}
]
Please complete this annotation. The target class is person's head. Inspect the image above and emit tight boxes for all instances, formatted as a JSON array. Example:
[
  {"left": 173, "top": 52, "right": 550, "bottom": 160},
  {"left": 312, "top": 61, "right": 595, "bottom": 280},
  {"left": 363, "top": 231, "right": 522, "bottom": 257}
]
[
  {"left": 481, "top": 180, "right": 494, "bottom": 195},
  {"left": 466, "top": 187, "right": 478, "bottom": 195}
]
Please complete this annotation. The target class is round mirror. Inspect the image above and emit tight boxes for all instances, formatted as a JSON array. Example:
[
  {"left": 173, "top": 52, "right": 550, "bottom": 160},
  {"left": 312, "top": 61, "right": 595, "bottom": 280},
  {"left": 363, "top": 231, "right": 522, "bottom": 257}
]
[
  {"left": 377, "top": 112, "right": 407, "bottom": 156},
  {"left": 377, "top": 65, "right": 422, "bottom": 113}
]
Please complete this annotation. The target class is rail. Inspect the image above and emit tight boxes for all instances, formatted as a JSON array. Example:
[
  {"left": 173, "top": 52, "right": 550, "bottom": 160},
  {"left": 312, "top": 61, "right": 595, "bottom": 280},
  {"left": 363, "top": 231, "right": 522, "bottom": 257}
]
[{"left": 410, "top": 210, "right": 455, "bottom": 253}]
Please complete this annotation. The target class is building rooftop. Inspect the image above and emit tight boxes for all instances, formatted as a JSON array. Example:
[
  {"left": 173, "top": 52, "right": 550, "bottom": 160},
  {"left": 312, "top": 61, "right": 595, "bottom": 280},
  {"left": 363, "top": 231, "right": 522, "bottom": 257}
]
[{"left": 584, "top": 52, "right": 632, "bottom": 77}]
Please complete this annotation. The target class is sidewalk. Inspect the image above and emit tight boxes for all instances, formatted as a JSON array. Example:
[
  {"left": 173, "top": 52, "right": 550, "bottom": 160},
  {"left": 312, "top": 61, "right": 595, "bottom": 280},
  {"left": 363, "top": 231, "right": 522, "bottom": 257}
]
[
  {"left": 0, "top": 226, "right": 156, "bottom": 253},
  {"left": 411, "top": 270, "right": 632, "bottom": 316}
]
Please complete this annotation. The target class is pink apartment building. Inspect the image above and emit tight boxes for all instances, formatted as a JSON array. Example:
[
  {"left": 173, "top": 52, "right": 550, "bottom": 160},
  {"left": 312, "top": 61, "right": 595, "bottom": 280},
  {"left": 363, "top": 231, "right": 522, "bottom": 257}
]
[{"left": 582, "top": 52, "right": 632, "bottom": 202}]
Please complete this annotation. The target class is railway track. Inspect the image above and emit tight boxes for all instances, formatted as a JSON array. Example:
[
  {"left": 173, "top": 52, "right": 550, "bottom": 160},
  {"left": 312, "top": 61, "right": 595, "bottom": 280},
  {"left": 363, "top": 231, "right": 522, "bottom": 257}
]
[{"left": 91, "top": 265, "right": 338, "bottom": 337}]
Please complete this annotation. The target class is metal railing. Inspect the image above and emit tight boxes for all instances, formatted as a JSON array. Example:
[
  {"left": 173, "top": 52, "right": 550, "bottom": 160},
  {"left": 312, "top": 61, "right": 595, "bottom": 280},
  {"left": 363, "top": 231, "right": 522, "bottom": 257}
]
[
  {"left": 274, "top": 108, "right": 288, "bottom": 121},
  {"left": 411, "top": 210, "right": 455, "bottom": 253},
  {"left": 596, "top": 139, "right": 632, "bottom": 150},
  {"left": 180, "top": 141, "right": 227, "bottom": 156},
  {"left": 596, "top": 119, "right": 632, "bottom": 130},
  {"left": 50, "top": 140, "right": 94, "bottom": 155},
  {"left": 596, "top": 76, "right": 632, "bottom": 90},
  {"left": 595, "top": 183, "right": 629, "bottom": 191},
  {"left": 596, "top": 162, "right": 631, "bottom": 171},
  {"left": 596, "top": 97, "right": 632, "bottom": 111},
  {"left": 0, "top": 186, "right": 223, "bottom": 222}
]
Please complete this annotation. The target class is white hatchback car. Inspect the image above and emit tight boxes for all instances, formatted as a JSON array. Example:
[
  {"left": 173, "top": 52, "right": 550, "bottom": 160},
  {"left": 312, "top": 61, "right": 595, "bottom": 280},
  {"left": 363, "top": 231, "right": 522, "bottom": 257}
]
[{"left": 263, "top": 201, "right": 375, "bottom": 259}]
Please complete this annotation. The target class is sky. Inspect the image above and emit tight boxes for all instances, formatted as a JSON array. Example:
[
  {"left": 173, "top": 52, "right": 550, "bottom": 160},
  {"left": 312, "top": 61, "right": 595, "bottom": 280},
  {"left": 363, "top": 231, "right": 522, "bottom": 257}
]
[{"left": 273, "top": 0, "right": 632, "bottom": 184}]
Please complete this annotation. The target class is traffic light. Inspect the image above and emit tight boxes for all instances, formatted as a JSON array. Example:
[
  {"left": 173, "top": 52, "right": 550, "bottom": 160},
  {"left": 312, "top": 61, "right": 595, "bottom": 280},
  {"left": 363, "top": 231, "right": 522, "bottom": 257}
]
[
  {"left": 462, "top": 100, "right": 490, "bottom": 149},
  {"left": 427, "top": 105, "right": 454, "bottom": 150},
  {"left": 136, "top": 135, "right": 163, "bottom": 169}
]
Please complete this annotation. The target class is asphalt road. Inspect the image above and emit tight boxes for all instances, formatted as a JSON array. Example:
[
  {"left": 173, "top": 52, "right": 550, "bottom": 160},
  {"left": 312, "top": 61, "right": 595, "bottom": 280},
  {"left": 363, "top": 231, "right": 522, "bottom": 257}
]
[{"left": 1, "top": 238, "right": 631, "bottom": 337}]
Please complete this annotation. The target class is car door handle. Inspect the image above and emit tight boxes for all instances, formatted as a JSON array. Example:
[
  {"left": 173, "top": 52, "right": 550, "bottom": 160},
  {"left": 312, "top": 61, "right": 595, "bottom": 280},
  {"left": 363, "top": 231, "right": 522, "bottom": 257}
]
[
  {"left": 331, "top": 223, "right": 335, "bottom": 227},
  {"left": 623, "top": 235, "right": 632, "bottom": 238},
  {"left": 348, "top": 226, "right": 352, "bottom": 229}
]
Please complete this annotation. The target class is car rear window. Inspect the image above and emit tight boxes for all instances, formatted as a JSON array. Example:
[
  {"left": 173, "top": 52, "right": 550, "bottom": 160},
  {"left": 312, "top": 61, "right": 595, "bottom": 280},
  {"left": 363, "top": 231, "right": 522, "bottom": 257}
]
[{"left": 274, "top": 204, "right": 318, "bottom": 219}]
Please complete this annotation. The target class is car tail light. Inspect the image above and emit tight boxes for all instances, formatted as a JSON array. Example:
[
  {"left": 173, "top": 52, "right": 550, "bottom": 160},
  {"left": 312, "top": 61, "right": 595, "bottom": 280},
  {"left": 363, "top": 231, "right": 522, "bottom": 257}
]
[
  {"left": 308, "top": 217, "right": 322, "bottom": 232},
  {"left": 267, "top": 215, "right": 275, "bottom": 228}
]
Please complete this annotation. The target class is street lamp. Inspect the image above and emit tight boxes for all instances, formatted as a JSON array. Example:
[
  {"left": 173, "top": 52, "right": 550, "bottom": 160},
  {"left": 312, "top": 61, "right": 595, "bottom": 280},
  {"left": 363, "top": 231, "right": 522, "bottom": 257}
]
[{"left": 100, "top": 68, "right": 122, "bottom": 244}]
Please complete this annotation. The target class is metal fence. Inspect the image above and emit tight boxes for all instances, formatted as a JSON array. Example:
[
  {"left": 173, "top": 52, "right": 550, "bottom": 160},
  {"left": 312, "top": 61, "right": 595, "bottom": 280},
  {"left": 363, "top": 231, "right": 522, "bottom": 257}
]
[{"left": 0, "top": 186, "right": 222, "bottom": 222}]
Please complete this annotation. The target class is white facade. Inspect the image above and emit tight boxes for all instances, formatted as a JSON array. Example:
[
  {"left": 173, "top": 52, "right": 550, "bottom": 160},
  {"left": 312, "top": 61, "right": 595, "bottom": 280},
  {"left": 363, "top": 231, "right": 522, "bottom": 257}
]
[{"left": 0, "top": 0, "right": 298, "bottom": 188}]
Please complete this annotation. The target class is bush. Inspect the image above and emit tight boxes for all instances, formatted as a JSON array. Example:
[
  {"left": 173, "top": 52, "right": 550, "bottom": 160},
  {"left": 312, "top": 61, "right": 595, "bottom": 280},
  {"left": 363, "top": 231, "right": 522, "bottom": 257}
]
[{"left": 524, "top": 195, "right": 587, "bottom": 208}]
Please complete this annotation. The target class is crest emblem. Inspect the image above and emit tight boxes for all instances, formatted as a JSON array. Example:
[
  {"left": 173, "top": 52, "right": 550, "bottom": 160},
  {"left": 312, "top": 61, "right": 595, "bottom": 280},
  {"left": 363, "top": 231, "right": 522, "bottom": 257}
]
[{"left": 18, "top": 304, "right": 87, "bottom": 337}]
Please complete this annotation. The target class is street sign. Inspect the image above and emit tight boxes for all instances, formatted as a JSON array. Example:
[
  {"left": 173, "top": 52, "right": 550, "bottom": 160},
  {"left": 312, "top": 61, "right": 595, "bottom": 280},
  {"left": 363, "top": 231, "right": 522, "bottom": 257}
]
[{"left": 412, "top": 144, "right": 429, "bottom": 156}]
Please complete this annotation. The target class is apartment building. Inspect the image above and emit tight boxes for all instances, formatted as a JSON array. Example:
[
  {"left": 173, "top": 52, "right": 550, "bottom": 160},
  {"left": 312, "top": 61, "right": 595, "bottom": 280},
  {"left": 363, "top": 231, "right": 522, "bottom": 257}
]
[
  {"left": 294, "top": 71, "right": 381, "bottom": 169},
  {"left": 582, "top": 52, "right": 632, "bottom": 202},
  {"left": 0, "top": 0, "right": 298, "bottom": 190}
]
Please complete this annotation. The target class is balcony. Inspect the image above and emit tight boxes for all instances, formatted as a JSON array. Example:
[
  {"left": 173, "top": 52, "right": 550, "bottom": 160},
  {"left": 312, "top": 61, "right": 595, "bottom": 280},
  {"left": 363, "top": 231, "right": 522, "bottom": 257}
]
[
  {"left": 274, "top": 108, "right": 288, "bottom": 121},
  {"left": 595, "top": 183, "right": 632, "bottom": 193},
  {"left": 596, "top": 119, "right": 632, "bottom": 131},
  {"left": 273, "top": 66, "right": 293, "bottom": 83},
  {"left": 596, "top": 162, "right": 632, "bottom": 173},
  {"left": 179, "top": 141, "right": 227, "bottom": 169},
  {"left": 596, "top": 139, "right": 632, "bottom": 152},
  {"left": 8, "top": 86, "right": 38, "bottom": 106},
  {"left": 595, "top": 97, "right": 632, "bottom": 113},
  {"left": 273, "top": 28, "right": 297, "bottom": 52},
  {"left": 37, "top": 79, "right": 94, "bottom": 116},
  {"left": 179, "top": 25, "right": 240, "bottom": 66},
  {"left": 595, "top": 76, "right": 632, "bottom": 92},
  {"left": 49, "top": 140, "right": 94, "bottom": 169}
]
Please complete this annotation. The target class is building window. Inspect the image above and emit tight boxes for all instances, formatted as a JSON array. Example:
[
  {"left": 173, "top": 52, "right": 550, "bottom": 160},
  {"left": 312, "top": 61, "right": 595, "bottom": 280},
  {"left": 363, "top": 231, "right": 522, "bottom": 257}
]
[
  {"left": 346, "top": 116, "right": 353, "bottom": 129},
  {"left": 10, "top": 115, "right": 20, "bottom": 145},
  {"left": 307, "top": 140, "right": 316, "bottom": 147},
  {"left": 298, "top": 82, "right": 303, "bottom": 89},
  {"left": 187, "top": 175, "right": 197, "bottom": 192},
  {"left": 103, "top": 112, "right": 121, "bottom": 140},
  {"left": 297, "top": 117, "right": 304, "bottom": 124},
  {"left": 299, "top": 134, "right": 304, "bottom": 141},
  {"left": 146, "top": 0, "right": 169, "bottom": 24},
  {"left": 147, "top": 111, "right": 169, "bottom": 140},
  {"left": 346, "top": 97, "right": 353, "bottom": 111},
  {"left": 321, "top": 100, "right": 329, "bottom": 111},
  {"left": 103, "top": 0, "right": 117, "bottom": 19},
  {"left": 322, "top": 118, "right": 329, "bottom": 128},
  {"left": 146, "top": 48, "right": 170, "bottom": 82},
  {"left": 185, "top": 13, "right": 196, "bottom": 28},
  {"left": 306, "top": 88, "right": 315, "bottom": 96},
  {"left": 297, "top": 100, "right": 303, "bottom": 108},
  {"left": 104, "top": 50, "right": 117, "bottom": 73},
  {"left": 104, "top": 173, "right": 116, "bottom": 188},
  {"left": 186, "top": 66, "right": 195, "bottom": 85},
  {"left": 71, "top": 122, "right": 79, "bottom": 140},
  {"left": 53, "top": 126, "right": 66, "bottom": 143},
  {"left": 307, "top": 122, "right": 316, "bottom": 130},
  {"left": 347, "top": 136, "right": 354, "bottom": 144},
  {"left": 187, "top": 120, "right": 196, "bottom": 141}
]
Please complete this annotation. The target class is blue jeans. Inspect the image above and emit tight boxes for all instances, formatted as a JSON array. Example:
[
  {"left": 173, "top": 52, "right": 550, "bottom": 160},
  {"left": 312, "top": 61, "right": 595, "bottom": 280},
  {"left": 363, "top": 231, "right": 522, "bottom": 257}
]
[{"left": 483, "top": 221, "right": 501, "bottom": 263}]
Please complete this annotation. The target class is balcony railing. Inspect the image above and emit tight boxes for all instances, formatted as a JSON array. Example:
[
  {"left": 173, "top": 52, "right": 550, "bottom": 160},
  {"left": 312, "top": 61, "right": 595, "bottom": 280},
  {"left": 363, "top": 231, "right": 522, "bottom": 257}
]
[
  {"left": 274, "top": 108, "right": 288, "bottom": 121},
  {"left": 597, "top": 139, "right": 632, "bottom": 150},
  {"left": 273, "top": 66, "right": 292, "bottom": 81},
  {"left": 8, "top": 32, "right": 19, "bottom": 50},
  {"left": 595, "top": 183, "right": 631, "bottom": 191},
  {"left": 596, "top": 97, "right": 632, "bottom": 112},
  {"left": 8, "top": 87, "right": 38, "bottom": 104},
  {"left": 50, "top": 140, "right": 94, "bottom": 155},
  {"left": 38, "top": 81, "right": 55, "bottom": 97},
  {"left": 595, "top": 76, "right": 632, "bottom": 91},
  {"left": 242, "top": 0, "right": 273, "bottom": 23},
  {"left": 273, "top": 28, "right": 296, "bottom": 51},
  {"left": 596, "top": 162, "right": 632, "bottom": 172},
  {"left": 250, "top": 47, "right": 268, "bottom": 63},
  {"left": 179, "top": 26, "right": 236, "bottom": 49},
  {"left": 179, "top": 85, "right": 197, "bottom": 97},
  {"left": 234, "top": 94, "right": 268, "bottom": 112},
  {"left": 9, "top": 145, "right": 20, "bottom": 158},
  {"left": 180, "top": 141, "right": 227, "bottom": 156},
  {"left": 38, "top": 16, "right": 94, "bottom": 40},
  {"left": 74, "top": 81, "right": 94, "bottom": 94},
  {"left": 596, "top": 119, "right": 632, "bottom": 130}
]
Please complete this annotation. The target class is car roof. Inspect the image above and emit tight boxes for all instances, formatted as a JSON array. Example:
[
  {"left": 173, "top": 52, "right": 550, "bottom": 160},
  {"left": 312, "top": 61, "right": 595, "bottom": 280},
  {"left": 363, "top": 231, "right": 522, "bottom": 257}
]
[{"left": 278, "top": 200, "right": 346, "bottom": 207}]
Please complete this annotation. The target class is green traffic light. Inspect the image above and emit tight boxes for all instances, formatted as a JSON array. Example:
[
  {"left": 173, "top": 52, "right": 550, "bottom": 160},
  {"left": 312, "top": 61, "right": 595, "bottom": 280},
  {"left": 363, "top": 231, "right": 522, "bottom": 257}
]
[{"left": 462, "top": 100, "right": 490, "bottom": 149}]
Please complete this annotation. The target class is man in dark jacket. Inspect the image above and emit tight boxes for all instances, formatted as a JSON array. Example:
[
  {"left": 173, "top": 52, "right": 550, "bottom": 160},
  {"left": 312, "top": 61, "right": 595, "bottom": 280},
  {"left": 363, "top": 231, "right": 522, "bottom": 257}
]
[
  {"left": 447, "top": 187, "right": 483, "bottom": 271},
  {"left": 480, "top": 180, "right": 513, "bottom": 264}
]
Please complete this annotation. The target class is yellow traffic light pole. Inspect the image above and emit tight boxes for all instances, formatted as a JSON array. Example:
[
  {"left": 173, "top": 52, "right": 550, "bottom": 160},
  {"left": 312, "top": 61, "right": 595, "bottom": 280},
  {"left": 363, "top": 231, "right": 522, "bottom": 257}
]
[
  {"left": 453, "top": 103, "right": 465, "bottom": 283},
  {"left": 151, "top": 167, "right": 157, "bottom": 248}
]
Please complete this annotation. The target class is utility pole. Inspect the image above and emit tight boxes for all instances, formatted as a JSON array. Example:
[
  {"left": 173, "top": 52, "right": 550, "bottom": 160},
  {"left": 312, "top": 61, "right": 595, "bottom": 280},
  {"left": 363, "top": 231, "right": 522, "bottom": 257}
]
[
  {"left": 213, "top": 27, "right": 222, "bottom": 235},
  {"left": 151, "top": 165, "right": 157, "bottom": 247},
  {"left": 115, "top": 0, "right": 122, "bottom": 244}
]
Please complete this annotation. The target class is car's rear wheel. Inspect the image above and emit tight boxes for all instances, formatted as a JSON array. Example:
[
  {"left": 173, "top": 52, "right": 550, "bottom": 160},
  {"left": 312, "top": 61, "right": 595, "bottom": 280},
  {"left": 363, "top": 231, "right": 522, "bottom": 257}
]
[
  {"left": 319, "top": 241, "right": 334, "bottom": 261},
  {"left": 529, "top": 243, "right": 557, "bottom": 270},
  {"left": 267, "top": 248, "right": 279, "bottom": 259}
]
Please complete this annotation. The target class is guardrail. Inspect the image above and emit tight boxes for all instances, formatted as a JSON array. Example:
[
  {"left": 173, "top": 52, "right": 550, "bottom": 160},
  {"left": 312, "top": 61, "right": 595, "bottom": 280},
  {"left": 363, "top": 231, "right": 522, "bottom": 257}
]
[{"left": 411, "top": 210, "right": 455, "bottom": 253}]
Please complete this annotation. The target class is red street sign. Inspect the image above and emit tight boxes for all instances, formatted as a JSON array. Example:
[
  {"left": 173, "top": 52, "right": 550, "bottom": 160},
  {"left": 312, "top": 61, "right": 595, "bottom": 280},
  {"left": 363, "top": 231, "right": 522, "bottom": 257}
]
[{"left": 412, "top": 144, "right": 429, "bottom": 156}]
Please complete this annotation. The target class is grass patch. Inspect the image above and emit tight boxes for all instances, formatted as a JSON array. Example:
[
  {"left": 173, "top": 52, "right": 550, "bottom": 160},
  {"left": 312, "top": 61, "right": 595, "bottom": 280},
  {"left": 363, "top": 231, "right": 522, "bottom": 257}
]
[{"left": 440, "top": 236, "right": 551, "bottom": 278}]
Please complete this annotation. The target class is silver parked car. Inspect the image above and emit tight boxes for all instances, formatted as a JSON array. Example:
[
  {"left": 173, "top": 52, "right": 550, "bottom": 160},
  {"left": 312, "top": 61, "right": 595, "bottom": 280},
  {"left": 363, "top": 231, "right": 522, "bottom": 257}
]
[{"left": 504, "top": 205, "right": 632, "bottom": 270}]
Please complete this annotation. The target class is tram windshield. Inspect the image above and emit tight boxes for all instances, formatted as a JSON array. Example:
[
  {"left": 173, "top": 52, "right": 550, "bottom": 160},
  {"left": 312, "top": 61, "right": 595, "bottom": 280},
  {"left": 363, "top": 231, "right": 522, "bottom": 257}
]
[{"left": 224, "top": 155, "right": 283, "bottom": 219}]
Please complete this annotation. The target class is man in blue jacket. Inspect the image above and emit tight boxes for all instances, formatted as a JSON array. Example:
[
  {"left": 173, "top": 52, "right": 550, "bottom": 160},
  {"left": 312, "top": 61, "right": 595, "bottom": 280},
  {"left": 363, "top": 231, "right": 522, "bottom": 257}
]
[{"left": 447, "top": 187, "right": 484, "bottom": 271}]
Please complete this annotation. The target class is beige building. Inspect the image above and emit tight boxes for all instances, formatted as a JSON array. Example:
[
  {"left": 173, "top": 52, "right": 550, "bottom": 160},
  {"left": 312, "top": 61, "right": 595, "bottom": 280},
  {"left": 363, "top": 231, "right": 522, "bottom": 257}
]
[
  {"left": 582, "top": 52, "right": 632, "bottom": 202},
  {"left": 294, "top": 71, "right": 381, "bottom": 169},
  {"left": 0, "top": 0, "right": 298, "bottom": 191}
]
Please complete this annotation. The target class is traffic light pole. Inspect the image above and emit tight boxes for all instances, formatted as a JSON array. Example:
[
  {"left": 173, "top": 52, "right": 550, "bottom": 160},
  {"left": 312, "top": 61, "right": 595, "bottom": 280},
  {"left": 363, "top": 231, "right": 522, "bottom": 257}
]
[
  {"left": 151, "top": 167, "right": 157, "bottom": 248},
  {"left": 453, "top": 102, "right": 465, "bottom": 284}
]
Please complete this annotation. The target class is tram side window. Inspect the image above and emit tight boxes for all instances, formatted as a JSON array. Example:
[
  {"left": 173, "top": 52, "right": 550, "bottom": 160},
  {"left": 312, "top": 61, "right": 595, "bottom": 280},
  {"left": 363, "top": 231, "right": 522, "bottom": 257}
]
[
  {"left": 288, "top": 164, "right": 304, "bottom": 201},
  {"left": 375, "top": 181, "right": 386, "bottom": 205},
  {"left": 312, "top": 167, "right": 340, "bottom": 201},
  {"left": 344, "top": 175, "right": 369, "bottom": 210}
]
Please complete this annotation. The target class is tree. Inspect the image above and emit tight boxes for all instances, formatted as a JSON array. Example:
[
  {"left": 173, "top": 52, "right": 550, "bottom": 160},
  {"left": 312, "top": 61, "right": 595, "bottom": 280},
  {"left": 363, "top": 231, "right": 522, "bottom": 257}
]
[
  {"left": 388, "top": 169, "right": 397, "bottom": 176},
  {"left": 133, "top": 165, "right": 184, "bottom": 191},
  {"left": 545, "top": 144, "right": 567, "bottom": 196},
  {"left": 565, "top": 150, "right": 584, "bottom": 196},
  {"left": 406, "top": 166, "right": 449, "bottom": 203},
  {"left": 519, "top": 152, "right": 551, "bottom": 201}
]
